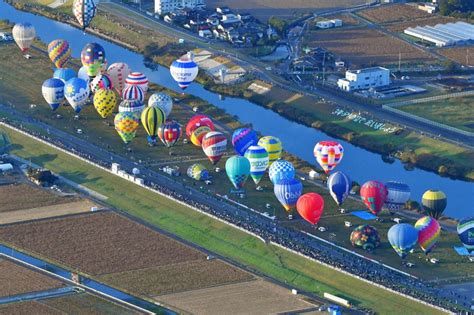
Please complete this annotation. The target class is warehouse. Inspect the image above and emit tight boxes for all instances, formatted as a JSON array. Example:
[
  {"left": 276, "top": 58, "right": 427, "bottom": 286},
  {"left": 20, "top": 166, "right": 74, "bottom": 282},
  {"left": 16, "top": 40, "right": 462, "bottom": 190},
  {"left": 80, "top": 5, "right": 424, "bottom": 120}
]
[{"left": 404, "top": 21, "right": 474, "bottom": 47}]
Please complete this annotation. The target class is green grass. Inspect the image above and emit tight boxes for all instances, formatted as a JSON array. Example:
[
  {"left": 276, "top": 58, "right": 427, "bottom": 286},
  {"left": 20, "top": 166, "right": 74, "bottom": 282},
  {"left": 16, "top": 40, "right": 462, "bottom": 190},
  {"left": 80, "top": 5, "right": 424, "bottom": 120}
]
[
  {"left": 0, "top": 126, "right": 448, "bottom": 315},
  {"left": 398, "top": 97, "right": 474, "bottom": 133}
]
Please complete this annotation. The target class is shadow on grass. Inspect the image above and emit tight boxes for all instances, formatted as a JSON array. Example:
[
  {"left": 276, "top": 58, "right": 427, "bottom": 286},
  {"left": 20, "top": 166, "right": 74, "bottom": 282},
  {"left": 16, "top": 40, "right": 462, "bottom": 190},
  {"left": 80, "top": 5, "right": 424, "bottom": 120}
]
[{"left": 58, "top": 170, "right": 102, "bottom": 186}]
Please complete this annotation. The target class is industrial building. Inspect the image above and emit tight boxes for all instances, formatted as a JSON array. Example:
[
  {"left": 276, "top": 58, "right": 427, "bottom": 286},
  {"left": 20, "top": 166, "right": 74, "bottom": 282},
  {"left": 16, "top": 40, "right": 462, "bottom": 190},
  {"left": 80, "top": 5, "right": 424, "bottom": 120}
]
[
  {"left": 337, "top": 67, "right": 390, "bottom": 92},
  {"left": 154, "top": 0, "right": 205, "bottom": 15},
  {"left": 404, "top": 21, "right": 474, "bottom": 47},
  {"left": 316, "top": 19, "right": 342, "bottom": 29}
]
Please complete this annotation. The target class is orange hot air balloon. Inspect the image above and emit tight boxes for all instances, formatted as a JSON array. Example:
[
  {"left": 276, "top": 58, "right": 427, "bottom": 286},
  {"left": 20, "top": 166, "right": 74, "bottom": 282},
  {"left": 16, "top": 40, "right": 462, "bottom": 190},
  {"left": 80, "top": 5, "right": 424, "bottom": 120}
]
[{"left": 296, "top": 193, "right": 324, "bottom": 225}]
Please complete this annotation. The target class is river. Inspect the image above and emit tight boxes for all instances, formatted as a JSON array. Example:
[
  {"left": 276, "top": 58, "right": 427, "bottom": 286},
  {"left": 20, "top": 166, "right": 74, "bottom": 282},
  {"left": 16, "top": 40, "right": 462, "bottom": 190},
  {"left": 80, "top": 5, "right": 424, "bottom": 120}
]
[{"left": 1, "top": 1, "right": 472, "bottom": 219}]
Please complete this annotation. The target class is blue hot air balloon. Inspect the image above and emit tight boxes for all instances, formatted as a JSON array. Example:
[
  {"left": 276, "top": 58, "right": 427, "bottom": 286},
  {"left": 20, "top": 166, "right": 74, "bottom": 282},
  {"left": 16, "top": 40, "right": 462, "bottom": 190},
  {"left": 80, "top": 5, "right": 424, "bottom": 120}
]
[
  {"left": 457, "top": 217, "right": 474, "bottom": 254},
  {"left": 232, "top": 128, "right": 258, "bottom": 156},
  {"left": 269, "top": 160, "right": 295, "bottom": 184},
  {"left": 64, "top": 77, "right": 90, "bottom": 113},
  {"left": 225, "top": 156, "right": 251, "bottom": 189},
  {"left": 274, "top": 178, "right": 303, "bottom": 212},
  {"left": 388, "top": 223, "right": 418, "bottom": 259},
  {"left": 385, "top": 181, "right": 411, "bottom": 211},
  {"left": 170, "top": 57, "right": 199, "bottom": 90},
  {"left": 327, "top": 171, "right": 351, "bottom": 207},
  {"left": 42, "top": 78, "right": 65, "bottom": 111},
  {"left": 53, "top": 68, "right": 76, "bottom": 83}
]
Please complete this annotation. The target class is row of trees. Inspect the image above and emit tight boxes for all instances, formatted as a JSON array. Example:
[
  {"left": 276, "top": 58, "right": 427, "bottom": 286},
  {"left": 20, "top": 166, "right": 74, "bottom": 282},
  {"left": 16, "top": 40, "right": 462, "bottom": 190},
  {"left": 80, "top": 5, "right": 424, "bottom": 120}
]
[{"left": 438, "top": 0, "right": 474, "bottom": 19}]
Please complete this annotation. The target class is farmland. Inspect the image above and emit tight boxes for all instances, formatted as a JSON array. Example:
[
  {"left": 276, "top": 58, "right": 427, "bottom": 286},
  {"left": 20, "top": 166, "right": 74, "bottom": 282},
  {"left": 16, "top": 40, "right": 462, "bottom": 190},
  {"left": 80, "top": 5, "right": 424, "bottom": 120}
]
[
  {"left": 436, "top": 47, "right": 474, "bottom": 66},
  {"left": 386, "top": 16, "right": 457, "bottom": 33},
  {"left": 357, "top": 4, "right": 431, "bottom": 24}
]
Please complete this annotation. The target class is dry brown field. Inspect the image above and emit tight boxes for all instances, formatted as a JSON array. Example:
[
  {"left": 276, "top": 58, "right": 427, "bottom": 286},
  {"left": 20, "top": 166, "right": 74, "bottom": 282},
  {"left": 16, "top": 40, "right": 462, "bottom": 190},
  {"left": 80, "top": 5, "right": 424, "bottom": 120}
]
[
  {"left": 387, "top": 16, "right": 458, "bottom": 32},
  {"left": 0, "top": 301, "right": 62, "bottom": 315},
  {"left": 358, "top": 4, "right": 431, "bottom": 23},
  {"left": 436, "top": 46, "right": 474, "bottom": 66}
]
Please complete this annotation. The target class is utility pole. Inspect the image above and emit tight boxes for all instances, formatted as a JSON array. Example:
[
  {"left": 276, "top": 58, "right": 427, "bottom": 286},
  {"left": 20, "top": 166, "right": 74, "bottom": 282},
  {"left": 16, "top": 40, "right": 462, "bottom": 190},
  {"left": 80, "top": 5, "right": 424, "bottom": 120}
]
[
  {"left": 322, "top": 51, "right": 326, "bottom": 86},
  {"left": 398, "top": 51, "right": 401, "bottom": 72},
  {"left": 467, "top": 48, "right": 470, "bottom": 66}
]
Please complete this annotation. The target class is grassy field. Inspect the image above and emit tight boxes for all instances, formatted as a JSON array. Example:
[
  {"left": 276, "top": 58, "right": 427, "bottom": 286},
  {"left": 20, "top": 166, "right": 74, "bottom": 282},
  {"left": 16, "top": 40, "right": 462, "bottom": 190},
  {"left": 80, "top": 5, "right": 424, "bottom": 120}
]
[
  {"left": 357, "top": 4, "right": 431, "bottom": 24},
  {"left": 0, "top": 126, "right": 449, "bottom": 315},
  {"left": 398, "top": 97, "right": 474, "bottom": 133}
]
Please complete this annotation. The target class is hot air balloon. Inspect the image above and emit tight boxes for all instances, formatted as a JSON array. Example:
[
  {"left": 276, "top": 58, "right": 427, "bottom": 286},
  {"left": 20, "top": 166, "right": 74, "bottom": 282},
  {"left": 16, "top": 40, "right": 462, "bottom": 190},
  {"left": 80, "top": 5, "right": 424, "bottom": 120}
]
[
  {"left": 313, "top": 141, "right": 343, "bottom": 174},
  {"left": 158, "top": 120, "right": 182, "bottom": 148},
  {"left": 12, "top": 23, "right": 35, "bottom": 52},
  {"left": 72, "top": 0, "right": 97, "bottom": 31},
  {"left": 360, "top": 181, "right": 387, "bottom": 215},
  {"left": 53, "top": 68, "right": 76, "bottom": 83},
  {"left": 202, "top": 131, "right": 227, "bottom": 165},
  {"left": 457, "top": 217, "right": 474, "bottom": 253},
  {"left": 90, "top": 73, "right": 113, "bottom": 93},
  {"left": 77, "top": 66, "right": 89, "bottom": 82},
  {"left": 385, "top": 181, "right": 411, "bottom": 212},
  {"left": 122, "top": 85, "right": 145, "bottom": 103},
  {"left": 80, "top": 42, "right": 105, "bottom": 78},
  {"left": 118, "top": 100, "right": 144, "bottom": 121},
  {"left": 422, "top": 190, "right": 447, "bottom": 219},
  {"left": 141, "top": 106, "right": 166, "bottom": 144},
  {"left": 327, "top": 171, "right": 351, "bottom": 207},
  {"left": 415, "top": 216, "right": 440, "bottom": 255},
  {"left": 388, "top": 223, "right": 418, "bottom": 259},
  {"left": 244, "top": 145, "right": 269, "bottom": 185},
  {"left": 42, "top": 78, "right": 65, "bottom": 111},
  {"left": 186, "top": 115, "right": 215, "bottom": 147},
  {"left": 350, "top": 225, "right": 380, "bottom": 251},
  {"left": 170, "top": 57, "right": 199, "bottom": 90},
  {"left": 258, "top": 136, "right": 282, "bottom": 165},
  {"left": 274, "top": 178, "right": 303, "bottom": 212},
  {"left": 107, "top": 62, "right": 130, "bottom": 94},
  {"left": 148, "top": 92, "right": 173, "bottom": 117},
  {"left": 47, "top": 39, "right": 71, "bottom": 69},
  {"left": 114, "top": 112, "right": 139, "bottom": 144},
  {"left": 93, "top": 88, "right": 116, "bottom": 118},
  {"left": 125, "top": 72, "right": 149, "bottom": 94},
  {"left": 232, "top": 128, "right": 258, "bottom": 156},
  {"left": 268, "top": 160, "right": 295, "bottom": 184},
  {"left": 296, "top": 193, "right": 324, "bottom": 225},
  {"left": 187, "top": 163, "right": 210, "bottom": 181},
  {"left": 225, "top": 156, "right": 250, "bottom": 189},
  {"left": 64, "top": 77, "right": 90, "bottom": 113}
]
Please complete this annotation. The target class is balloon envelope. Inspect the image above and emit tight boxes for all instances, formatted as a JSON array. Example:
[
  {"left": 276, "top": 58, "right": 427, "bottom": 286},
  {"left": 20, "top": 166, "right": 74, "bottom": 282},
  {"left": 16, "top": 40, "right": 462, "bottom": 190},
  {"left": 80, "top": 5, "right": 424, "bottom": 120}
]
[
  {"left": 232, "top": 128, "right": 258, "bottom": 156},
  {"left": 457, "top": 217, "right": 474, "bottom": 253},
  {"left": 114, "top": 112, "right": 139, "bottom": 143},
  {"left": 90, "top": 73, "right": 113, "bottom": 93},
  {"left": 313, "top": 141, "right": 343, "bottom": 174},
  {"left": 388, "top": 223, "right": 418, "bottom": 259},
  {"left": 225, "top": 156, "right": 251, "bottom": 189},
  {"left": 80, "top": 42, "right": 106, "bottom": 77},
  {"left": 268, "top": 159, "right": 295, "bottom": 184},
  {"left": 158, "top": 120, "right": 182, "bottom": 148},
  {"left": 327, "top": 171, "right": 351, "bottom": 207},
  {"left": 93, "top": 88, "right": 116, "bottom": 118},
  {"left": 42, "top": 78, "right": 65, "bottom": 111},
  {"left": 422, "top": 190, "right": 447, "bottom": 219},
  {"left": 202, "top": 131, "right": 227, "bottom": 165},
  {"left": 64, "top": 77, "right": 90, "bottom": 113},
  {"left": 258, "top": 136, "right": 282, "bottom": 165},
  {"left": 274, "top": 178, "right": 303, "bottom": 212},
  {"left": 244, "top": 145, "right": 269, "bottom": 185},
  {"left": 107, "top": 62, "right": 130, "bottom": 94},
  {"left": 186, "top": 115, "right": 215, "bottom": 146},
  {"left": 170, "top": 57, "right": 199, "bottom": 89},
  {"left": 48, "top": 39, "right": 71, "bottom": 68},
  {"left": 125, "top": 72, "right": 148, "bottom": 93},
  {"left": 350, "top": 225, "right": 380, "bottom": 251},
  {"left": 385, "top": 181, "right": 411, "bottom": 211},
  {"left": 72, "top": 0, "right": 97, "bottom": 30},
  {"left": 12, "top": 23, "right": 35, "bottom": 52},
  {"left": 296, "top": 192, "right": 324, "bottom": 225},
  {"left": 122, "top": 85, "right": 145, "bottom": 103},
  {"left": 360, "top": 180, "right": 387, "bottom": 215},
  {"left": 141, "top": 106, "right": 166, "bottom": 144},
  {"left": 415, "top": 216, "right": 440, "bottom": 255},
  {"left": 187, "top": 163, "right": 209, "bottom": 181},
  {"left": 148, "top": 92, "right": 173, "bottom": 117},
  {"left": 53, "top": 68, "right": 76, "bottom": 83}
]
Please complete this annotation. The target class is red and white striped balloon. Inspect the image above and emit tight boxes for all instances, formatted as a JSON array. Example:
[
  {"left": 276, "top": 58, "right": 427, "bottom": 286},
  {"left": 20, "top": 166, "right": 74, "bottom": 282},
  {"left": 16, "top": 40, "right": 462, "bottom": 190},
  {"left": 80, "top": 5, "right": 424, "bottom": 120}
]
[{"left": 202, "top": 131, "right": 227, "bottom": 165}]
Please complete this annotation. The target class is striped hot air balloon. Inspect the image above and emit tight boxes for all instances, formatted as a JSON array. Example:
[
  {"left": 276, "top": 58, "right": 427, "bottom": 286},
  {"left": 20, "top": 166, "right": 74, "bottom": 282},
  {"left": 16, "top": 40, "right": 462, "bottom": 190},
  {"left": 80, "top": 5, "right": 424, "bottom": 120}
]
[
  {"left": 327, "top": 171, "right": 351, "bottom": 207},
  {"left": 107, "top": 62, "right": 130, "bottom": 94},
  {"left": 93, "top": 88, "right": 116, "bottom": 119},
  {"left": 122, "top": 85, "right": 145, "bottom": 103},
  {"left": 244, "top": 145, "right": 269, "bottom": 185},
  {"left": 268, "top": 159, "right": 295, "bottom": 184},
  {"left": 314, "top": 141, "right": 343, "bottom": 174},
  {"left": 158, "top": 120, "right": 182, "bottom": 148},
  {"left": 385, "top": 181, "right": 411, "bottom": 212},
  {"left": 457, "top": 217, "right": 474, "bottom": 254},
  {"left": 360, "top": 180, "right": 387, "bottom": 215},
  {"left": 415, "top": 216, "right": 440, "bottom": 255},
  {"left": 125, "top": 72, "right": 149, "bottom": 94},
  {"left": 148, "top": 92, "right": 173, "bottom": 117},
  {"left": 114, "top": 112, "right": 139, "bottom": 144},
  {"left": 48, "top": 39, "right": 71, "bottom": 69},
  {"left": 225, "top": 156, "right": 250, "bottom": 189},
  {"left": 422, "top": 190, "right": 447, "bottom": 219},
  {"left": 90, "top": 74, "right": 113, "bottom": 93},
  {"left": 232, "top": 128, "right": 258, "bottom": 156},
  {"left": 12, "top": 23, "right": 35, "bottom": 53},
  {"left": 170, "top": 57, "right": 199, "bottom": 90},
  {"left": 257, "top": 136, "right": 282, "bottom": 165},
  {"left": 186, "top": 115, "right": 215, "bottom": 147},
  {"left": 274, "top": 178, "right": 303, "bottom": 212},
  {"left": 141, "top": 106, "right": 166, "bottom": 144},
  {"left": 42, "top": 78, "right": 65, "bottom": 111},
  {"left": 72, "top": 0, "right": 97, "bottom": 30},
  {"left": 202, "top": 131, "right": 227, "bottom": 165},
  {"left": 118, "top": 100, "right": 144, "bottom": 122}
]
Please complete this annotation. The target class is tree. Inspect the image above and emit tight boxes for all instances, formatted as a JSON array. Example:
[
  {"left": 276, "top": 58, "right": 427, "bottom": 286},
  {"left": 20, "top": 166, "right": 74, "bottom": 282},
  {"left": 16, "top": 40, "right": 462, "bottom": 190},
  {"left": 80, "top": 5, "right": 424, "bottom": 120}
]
[{"left": 268, "top": 16, "right": 288, "bottom": 36}]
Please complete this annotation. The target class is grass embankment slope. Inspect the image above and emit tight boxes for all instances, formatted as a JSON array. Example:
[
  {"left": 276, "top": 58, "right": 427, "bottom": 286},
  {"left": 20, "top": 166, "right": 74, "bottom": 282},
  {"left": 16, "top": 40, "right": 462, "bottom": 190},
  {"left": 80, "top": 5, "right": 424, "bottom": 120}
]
[{"left": 0, "top": 126, "right": 446, "bottom": 315}]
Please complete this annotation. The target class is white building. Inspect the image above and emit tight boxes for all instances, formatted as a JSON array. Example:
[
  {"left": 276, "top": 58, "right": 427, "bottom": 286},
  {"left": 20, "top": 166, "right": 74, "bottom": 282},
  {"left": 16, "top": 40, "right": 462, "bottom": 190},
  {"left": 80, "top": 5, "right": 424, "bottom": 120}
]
[
  {"left": 337, "top": 67, "right": 390, "bottom": 92},
  {"left": 404, "top": 21, "right": 474, "bottom": 47},
  {"left": 154, "top": 0, "right": 204, "bottom": 15}
]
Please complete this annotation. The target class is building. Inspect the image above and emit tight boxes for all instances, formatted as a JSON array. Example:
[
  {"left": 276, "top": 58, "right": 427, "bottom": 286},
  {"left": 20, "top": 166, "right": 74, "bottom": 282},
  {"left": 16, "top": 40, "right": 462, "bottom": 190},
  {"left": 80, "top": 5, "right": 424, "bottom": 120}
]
[
  {"left": 404, "top": 21, "right": 474, "bottom": 47},
  {"left": 337, "top": 67, "right": 390, "bottom": 92},
  {"left": 316, "top": 19, "right": 342, "bottom": 29},
  {"left": 418, "top": 3, "right": 437, "bottom": 14},
  {"left": 154, "top": 0, "right": 204, "bottom": 15}
]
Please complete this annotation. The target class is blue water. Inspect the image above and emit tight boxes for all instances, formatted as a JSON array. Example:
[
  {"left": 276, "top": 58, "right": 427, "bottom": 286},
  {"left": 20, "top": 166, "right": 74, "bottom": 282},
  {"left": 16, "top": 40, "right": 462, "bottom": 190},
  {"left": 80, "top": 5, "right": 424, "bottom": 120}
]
[{"left": 1, "top": 0, "right": 473, "bottom": 218}]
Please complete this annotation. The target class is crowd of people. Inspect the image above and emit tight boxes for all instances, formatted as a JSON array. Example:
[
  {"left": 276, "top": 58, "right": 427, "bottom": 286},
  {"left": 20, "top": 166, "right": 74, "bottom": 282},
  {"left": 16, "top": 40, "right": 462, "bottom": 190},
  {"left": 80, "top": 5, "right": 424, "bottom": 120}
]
[{"left": 1, "top": 117, "right": 468, "bottom": 313}]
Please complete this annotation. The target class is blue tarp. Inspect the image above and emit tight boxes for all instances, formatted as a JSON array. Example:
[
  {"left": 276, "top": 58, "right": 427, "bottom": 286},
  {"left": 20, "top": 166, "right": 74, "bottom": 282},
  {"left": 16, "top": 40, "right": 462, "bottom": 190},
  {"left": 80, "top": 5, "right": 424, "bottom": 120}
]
[
  {"left": 350, "top": 211, "right": 377, "bottom": 220},
  {"left": 454, "top": 246, "right": 471, "bottom": 256}
]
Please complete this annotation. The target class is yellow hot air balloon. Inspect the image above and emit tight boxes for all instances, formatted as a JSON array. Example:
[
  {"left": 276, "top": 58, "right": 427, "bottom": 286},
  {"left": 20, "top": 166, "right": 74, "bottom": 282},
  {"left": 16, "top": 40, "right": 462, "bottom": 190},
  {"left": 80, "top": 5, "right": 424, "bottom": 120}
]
[
  {"left": 258, "top": 136, "right": 282, "bottom": 165},
  {"left": 93, "top": 88, "right": 116, "bottom": 118},
  {"left": 141, "top": 106, "right": 166, "bottom": 145}
]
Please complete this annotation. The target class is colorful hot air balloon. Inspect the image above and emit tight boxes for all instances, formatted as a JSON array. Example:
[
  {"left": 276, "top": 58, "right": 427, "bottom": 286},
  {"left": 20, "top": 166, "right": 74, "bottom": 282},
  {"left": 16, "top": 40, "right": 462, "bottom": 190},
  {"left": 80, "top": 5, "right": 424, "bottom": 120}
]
[
  {"left": 244, "top": 145, "right": 269, "bottom": 185},
  {"left": 422, "top": 190, "right": 447, "bottom": 219},
  {"left": 64, "top": 77, "right": 90, "bottom": 113},
  {"left": 77, "top": 66, "right": 89, "bottom": 82},
  {"left": 274, "top": 178, "right": 303, "bottom": 212},
  {"left": 12, "top": 23, "right": 35, "bottom": 52},
  {"left": 42, "top": 78, "right": 65, "bottom": 111},
  {"left": 388, "top": 223, "right": 418, "bottom": 259},
  {"left": 360, "top": 180, "right": 387, "bottom": 215},
  {"left": 72, "top": 0, "right": 97, "bottom": 30},
  {"left": 53, "top": 68, "right": 76, "bottom": 83},
  {"left": 313, "top": 141, "right": 343, "bottom": 174},
  {"left": 350, "top": 225, "right": 380, "bottom": 251},
  {"left": 232, "top": 128, "right": 258, "bottom": 156},
  {"left": 90, "top": 73, "right": 113, "bottom": 93},
  {"left": 114, "top": 112, "right": 139, "bottom": 144},
  {"left": 202, "top": 131, "right": 227, "bottom": 165},
  {"left": 457, "top": 217, "right": 474, "bottom": 253},
  {"left": 107, "top": 62, "right": 130, "bottom": 94},
  {"left": 415, "top": 216, "right": 440, "bottom": 255},
  {"left": 47, "top": 39, "right": 71, "bottom": 69},
  {"left": 296, "top": 193, "right": 324, "bottom": 225},
  {"left": 258, "top": 136, "right": 282, "bottom": 165},
  {"left": 268, "top": 160, "right": 295, "bottom": 184},
  {"left": 80, "top": 42, "right": 105, "bottom": 77},
  {"left": 170, "top": 57, "right": 199, "bottom": 90},
  {"left": 125, "top": 72, "right": 149, "bottom": 93},
  {"left": 158, "top": 120, "right": 182, "bottom": 148},
  {"left": 385, "top": 181, "right": 411, "bottom": 212},
  {"left": 148, "top": 93, "right": 173, "bottom": 117},
  {"left": 118, "top": 100, "right": 144, "bottom": 122},
  {"left": 187, "top": 163, "right": 209, "bottom": 181},
  {"left": 186, "top": 115, "right": 215, "bottom": 147},
  {"left": 122, "top": 85, "right": 144, "bottom": 103},
  {"left": 327, "top": 171, "right": 351, "bottom": 207},
  {"left": 93, "top": 88, "right": 116, "bottom": 118},
  {"left": 141, "top": 106, "right": 166, "bottom": 144},
  {"left": 225, "top": 156, "right": 250, "bottom": 189}
]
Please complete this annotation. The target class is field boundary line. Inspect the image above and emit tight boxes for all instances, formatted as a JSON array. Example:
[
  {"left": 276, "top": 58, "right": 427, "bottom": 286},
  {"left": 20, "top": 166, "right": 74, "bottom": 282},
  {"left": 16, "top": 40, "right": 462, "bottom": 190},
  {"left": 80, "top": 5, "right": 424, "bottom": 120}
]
[{"left": 386, "top": 90, "right": 474, "bottom": 108}]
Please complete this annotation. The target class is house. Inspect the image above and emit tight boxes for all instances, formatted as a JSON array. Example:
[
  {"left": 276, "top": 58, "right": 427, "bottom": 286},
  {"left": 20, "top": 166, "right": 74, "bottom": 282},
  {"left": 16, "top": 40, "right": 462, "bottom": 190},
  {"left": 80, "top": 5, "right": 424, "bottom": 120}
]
[
  {"left": 221, "top": 13, "right": 240, "bottom": 24},
  {"left": 337, "top": 67, "right": 391, "bottom": 92},
  {"left": 154, "top": 0, "right": 205, "bottom": 15},
  {"left": 237, "top": 13, "right": 253, "bottom": 22},
  {"left": 216, "top": 6, "right": 231, "bottom": 15},
  {"left": 418, "top": 3, "right": 437, "bottom": 14},
  {"left": 316, "top": 21, "right": 333, "bottom": 29}
]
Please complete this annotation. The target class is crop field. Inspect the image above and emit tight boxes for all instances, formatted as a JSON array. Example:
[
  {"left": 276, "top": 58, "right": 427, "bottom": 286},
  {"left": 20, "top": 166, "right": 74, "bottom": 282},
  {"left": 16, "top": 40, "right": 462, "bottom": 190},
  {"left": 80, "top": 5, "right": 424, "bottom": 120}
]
[
  {"left": 436, "top": 46, "right": 474, "bottom": 67},
  {"left": 303, "top": 28, "right": 433, "bottom": 67},
  {"left": 386, "top": 16, "right": 457, "bottom": 33},
  {"left": 357, "top": 4, "right": 431, "bottom": 24}
]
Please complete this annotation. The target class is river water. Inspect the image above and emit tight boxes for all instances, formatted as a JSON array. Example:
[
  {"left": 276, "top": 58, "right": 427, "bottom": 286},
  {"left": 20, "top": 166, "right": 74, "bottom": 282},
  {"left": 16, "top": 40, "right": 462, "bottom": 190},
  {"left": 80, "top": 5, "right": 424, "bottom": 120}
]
[{"left": 1, "top": 1, "right": 472, "bottom": 219}]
